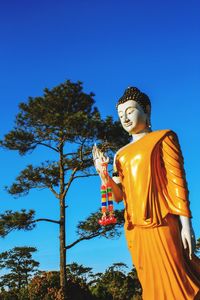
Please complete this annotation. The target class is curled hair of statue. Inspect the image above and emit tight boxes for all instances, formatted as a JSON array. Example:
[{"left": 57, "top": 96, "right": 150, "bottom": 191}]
[{"left": 116, "top": 86, "right": 151, "bottom": 114}]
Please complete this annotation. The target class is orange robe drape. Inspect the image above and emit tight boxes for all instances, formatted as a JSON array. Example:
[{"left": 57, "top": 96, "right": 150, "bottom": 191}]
[{"left": 115, "top": 129, "right": 200, "bottom": 300}]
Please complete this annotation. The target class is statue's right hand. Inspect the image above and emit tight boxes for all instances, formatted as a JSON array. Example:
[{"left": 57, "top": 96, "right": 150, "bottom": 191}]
[{"left": 92, "top": 145, "right": 109, "bottom": 182}]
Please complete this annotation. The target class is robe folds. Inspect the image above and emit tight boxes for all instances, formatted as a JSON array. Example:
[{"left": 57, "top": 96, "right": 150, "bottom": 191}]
[{"left": 115, "top": 129, "right": 200, "bottom": 300}]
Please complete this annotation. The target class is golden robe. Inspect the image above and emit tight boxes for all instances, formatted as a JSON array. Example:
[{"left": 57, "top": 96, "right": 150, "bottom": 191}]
[{"left": 115, "top": 129, "right": 200, "bottom": 300}]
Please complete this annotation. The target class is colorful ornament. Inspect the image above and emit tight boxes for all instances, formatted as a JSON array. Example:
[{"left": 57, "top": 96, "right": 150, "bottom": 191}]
[{"left": 98, "top": 161, "right": 117, "bottom": 226}]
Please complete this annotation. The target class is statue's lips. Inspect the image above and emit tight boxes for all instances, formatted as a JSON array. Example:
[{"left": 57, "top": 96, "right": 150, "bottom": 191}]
[{"left": 124, "top": 122, "right": 133, "bottom": 127}]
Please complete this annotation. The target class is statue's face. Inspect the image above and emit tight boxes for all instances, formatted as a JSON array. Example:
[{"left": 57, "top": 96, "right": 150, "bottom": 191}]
[{"left": 117, "top": 100, "right": 148, "bottom": 134}]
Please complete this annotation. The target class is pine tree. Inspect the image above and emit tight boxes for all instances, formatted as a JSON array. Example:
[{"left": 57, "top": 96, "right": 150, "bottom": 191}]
[
  {"left": 0, "top": 246, "right": 39, "bottom": 292},
  {"left": 0, "top": 80, "right": 129, "bottom": 298}
]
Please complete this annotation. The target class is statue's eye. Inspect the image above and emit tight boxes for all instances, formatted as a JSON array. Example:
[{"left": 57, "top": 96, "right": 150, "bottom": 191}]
[{"left": 128, "top": 109, "right": 134, "bottom": 114}]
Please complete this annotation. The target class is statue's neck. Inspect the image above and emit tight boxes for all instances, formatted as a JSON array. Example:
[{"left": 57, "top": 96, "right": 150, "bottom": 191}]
[{"left": 131, "top": 128, "right": 152, "bottom": 143}]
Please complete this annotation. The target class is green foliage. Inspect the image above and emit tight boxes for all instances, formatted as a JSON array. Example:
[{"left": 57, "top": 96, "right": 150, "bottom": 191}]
[
  {"left": 0, "top": 79, "right": 128, "bottom": 245},
  {"left": 98, "top": 115, "right": 130, "bottom": 151},
  {"left": 89, "top": 263, "right": 142, "bottom": 300},
  {"left": 0, "top": 261, "right": 142, "bottom": 300},
  {"left": 28, "top": 271, "right": 62, "bottom": 300},
  {"left": 0, "top": 79, "right": 130, "bottom": 298},
  {"left": 66, "top": 262, "right": 93, "bottom": 281},
  {"left": 0, "top": 80, "right": 128, "bottom": 156},
  {"left": 6, "top": 162, "right": 60, "bottom": 196},
  {"left": 0, "top": 209, "right": 35, "bottom": 237},
  {"left": 28, "top": 269, "right": 95, "bottom": 300},
  {"left": 0, "top": 286, "right": 30, "bottom": 300},
  {"left": 0, "top": 80, "right": 129, "bottom": 198},
  {"left": 77, "top": 209, "right": 125, "bottom": 238},
  {"left": 0, "top": 246, "right": 39, "bottom": 292},
  {"left": 66, "top": 209, "right": 125, "bottom": 250},
  {"left": 27, "top": 263, "right": 141, "bottom": 300},
  {"left": 0, "top": 81, "right": 96, "bottom": 154},
  {"left": 195, "top": 238, "right": 200, "bottom": 256}
]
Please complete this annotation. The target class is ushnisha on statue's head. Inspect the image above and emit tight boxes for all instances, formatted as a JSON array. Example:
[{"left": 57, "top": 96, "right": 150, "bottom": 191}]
[{"left": 116, "top": 87, "right": 151, "bottom": 135}]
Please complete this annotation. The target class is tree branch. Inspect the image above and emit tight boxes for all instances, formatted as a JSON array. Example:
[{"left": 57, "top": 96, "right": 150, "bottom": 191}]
[
  {"left": 63, "top": 152, "right": 78, "bottom": 158},
  {"left": 35, "top": 142, "right": 58, "bottom": 153},
  {"left": 49, "top": 185, "right": 59, "bottom": 199},
  {"left": 65, "top": 232, "right": 101, "bottom": 250},
  {"left": 63, "top": 167, "right": 79, "bottom": 199},
  {"left": 79, "top": 139, "right": 87, "bottom": 161},
  {"left": 33, "top": 218, "right": 60, "bottom": 225},
  {"left": 65, "top": 226, "right": 114, "bottom": 250},
  {"left": 72, "top": 173, "right": 98, "bottom": 180}
]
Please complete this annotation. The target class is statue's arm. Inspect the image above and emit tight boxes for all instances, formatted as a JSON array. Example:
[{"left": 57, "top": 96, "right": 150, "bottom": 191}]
[{"left": 161, "top": 131, "right": 196, "bottom": 259}]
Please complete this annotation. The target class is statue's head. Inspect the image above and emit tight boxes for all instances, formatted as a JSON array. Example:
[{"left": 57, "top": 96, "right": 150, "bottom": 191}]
[{"left": 116, "top": 87, "right": 151, "bottom": 134}]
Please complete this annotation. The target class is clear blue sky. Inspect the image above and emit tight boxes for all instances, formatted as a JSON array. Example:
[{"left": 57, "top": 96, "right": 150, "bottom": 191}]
[{"left": 0, "top": 0, "right": 200, "bottom": 275}]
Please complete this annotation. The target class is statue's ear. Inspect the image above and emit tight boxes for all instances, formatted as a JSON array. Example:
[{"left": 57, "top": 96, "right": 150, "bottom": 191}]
[{"left": 146, "top": 104, "right": 151, "bottom": 115}]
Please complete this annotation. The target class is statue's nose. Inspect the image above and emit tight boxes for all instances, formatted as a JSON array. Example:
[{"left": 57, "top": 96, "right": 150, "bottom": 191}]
[{"left": 124, "top": 114, "right": 130, "bottom": 123}]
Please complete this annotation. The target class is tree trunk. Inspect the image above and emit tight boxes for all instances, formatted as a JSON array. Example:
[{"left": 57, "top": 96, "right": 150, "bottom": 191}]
[
  {"left": 60, "top": 197, "right": 66, "bottom": 299},
  {"left": 59, "top": 144, "right": 67, "bottom": 299}
]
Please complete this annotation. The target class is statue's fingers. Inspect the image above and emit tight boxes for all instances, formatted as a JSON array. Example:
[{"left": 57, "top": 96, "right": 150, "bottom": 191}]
[
  {"left": 92, "top": 149, "right": 99, "bottom": 165},
  {"left": 92, "top": 149, "right": 96, "bottom": 160},
  {"left": 99, "top": 152, "right": 104, "bottom": 160},
  {"left": 97, "top": 148, "right": 102, "bottom": 158},
  {"left": 182, "top": 235, "right": 187, "bottom": 249},
  {"left": 92, "top": 144, "right": 96, "bottom": 153},
  {"left": 94, "top": 146, "right": 99, "bottom": 158},
  {"left": 104, "top": 156, "right": 109, "bottom": 163},
  {"left": 188, "top": 240, "right": 192, "bottom": 260},
  {"left": 94, "top": 148, "right": 98, "bottom": 158},
  {"left": 100, "top": 150, "right": 105, "bottom": 158},
  {"left": 92, "top": 147, "right": 95, "bottom": 157},
  {"left": 94, "top": 146, "right": 98, "bottom": 154}
]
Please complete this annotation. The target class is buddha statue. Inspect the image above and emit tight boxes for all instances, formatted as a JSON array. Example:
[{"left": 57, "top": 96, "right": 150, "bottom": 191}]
[{"left": 93, "top": 87, "right": 200, "bottom": 300}]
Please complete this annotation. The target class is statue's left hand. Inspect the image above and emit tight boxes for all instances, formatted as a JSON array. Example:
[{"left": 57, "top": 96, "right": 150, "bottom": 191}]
[{"left": 180, "top": 216, "right": 196, "bottom": 260}]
